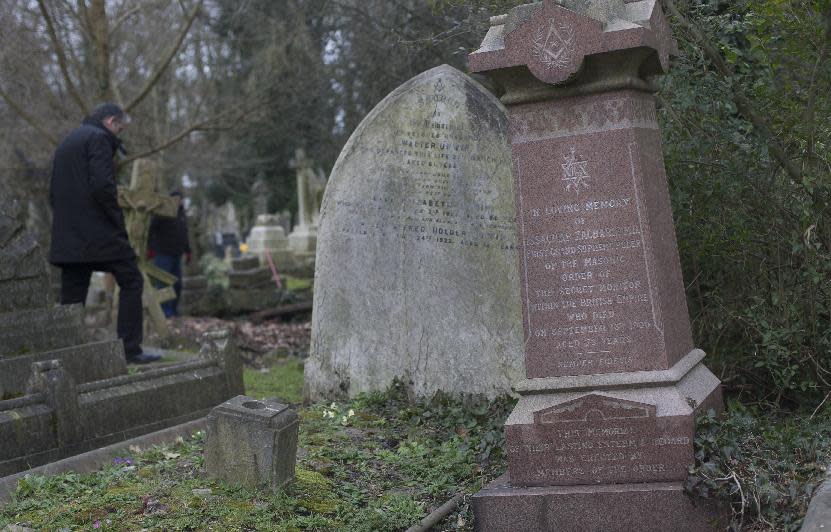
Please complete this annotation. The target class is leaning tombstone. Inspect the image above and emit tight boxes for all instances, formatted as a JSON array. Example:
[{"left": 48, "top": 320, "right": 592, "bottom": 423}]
[
  {"left": 306, "top": 64, "right": 523, "bottom": 401},
  {"left": 467, "top": 1, "right": 724, "bottom": 530},
  {"left": 204, "top": 395, "right": 299, "bottom": 490}
]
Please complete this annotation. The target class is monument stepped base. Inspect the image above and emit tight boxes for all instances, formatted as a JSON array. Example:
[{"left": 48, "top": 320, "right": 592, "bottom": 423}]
[
  {"left": 504, "top": 351, "right": 723, "bottom": 487},
  {"left": 473, "top": 473, "right": 727, "bottom": 532}
]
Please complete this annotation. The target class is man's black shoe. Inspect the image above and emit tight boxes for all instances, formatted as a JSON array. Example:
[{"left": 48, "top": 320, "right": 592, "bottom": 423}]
[{"left": 126, "top": 352, "right": 162, "bottom": 364}]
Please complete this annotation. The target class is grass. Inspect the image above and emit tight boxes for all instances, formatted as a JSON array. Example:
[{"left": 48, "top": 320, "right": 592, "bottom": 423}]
[
  {"left": 244, "top": 359, "right": 305, "bottom": 404},
  {"left": 283, "top": 276, "right": 312, "bottom": 292},
  {"left": 3, "top": 358, "right": 828, "bottom": 531},
  {"left": 0, "top": 364, "right": 512, "bottom": 531}
]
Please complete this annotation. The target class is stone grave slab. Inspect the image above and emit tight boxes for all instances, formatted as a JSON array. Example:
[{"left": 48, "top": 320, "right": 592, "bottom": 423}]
[
  {"left": 307, "top": 64, "right": 524, "bottom": 400},
  {"left": 0, "top": 339, "right": 126, "bottom": 399},
  {"left": 467, "top": 1, "right": 724, "bottom": 529},
  {"left": 232, "top": 255, "right": 261, "bottom": 271},
  {"left": 0, "top": 198, "right": 245, "bottom": 476},
  {"left": 228, "top": 267, "right": 273, "bottom": 289},
  {"left": 0, "top": 305, "right": 85, "bottom": 357}
]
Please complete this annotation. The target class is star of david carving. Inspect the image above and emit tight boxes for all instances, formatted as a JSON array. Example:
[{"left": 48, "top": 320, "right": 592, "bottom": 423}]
[{"left": 561, "top": 147, "right": 590, "bottom": 195}]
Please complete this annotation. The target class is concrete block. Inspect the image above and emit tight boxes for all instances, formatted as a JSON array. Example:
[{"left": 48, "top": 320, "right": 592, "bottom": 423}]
[{"left": 205, "top": 395, "right": 299, "bottom": 490}]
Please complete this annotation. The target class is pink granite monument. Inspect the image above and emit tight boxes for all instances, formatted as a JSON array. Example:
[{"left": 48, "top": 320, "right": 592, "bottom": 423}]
[{"left": 469, "top": 1, "right": 724, "bottom": 530}]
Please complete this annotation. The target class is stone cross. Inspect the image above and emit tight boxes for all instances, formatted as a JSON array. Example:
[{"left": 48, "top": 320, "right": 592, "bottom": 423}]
[
  {"left": 468, "top": 1, "right": 724, "bottom": 529},
  {"left": 288, "top": 148, "right": 325, "bottom": 229},
  {"left": 117, "top": 159, "right": 179, "bottom": 338},
  {"left": 251, "top": 177, "right": 269, "bottom": 217},
  {"left": 289, "top": 148, "right": 313, "bottom": 229}
]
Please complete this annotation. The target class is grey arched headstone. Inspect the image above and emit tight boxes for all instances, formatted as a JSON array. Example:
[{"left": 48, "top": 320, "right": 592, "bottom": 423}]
[{"left": 306, "top": 65, "right": 524, "bottom": 400}]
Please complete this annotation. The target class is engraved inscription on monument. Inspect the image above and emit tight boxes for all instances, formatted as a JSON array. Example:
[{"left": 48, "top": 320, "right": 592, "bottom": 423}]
[
  {"left": 332, "top": 79, "right": 516, "bottom": 252},
  {"left": 512, "top": 94, "right": 672, "bottom": 377},
  {"left": 504, "top": 394, "right": 692, "bottom": 486}
]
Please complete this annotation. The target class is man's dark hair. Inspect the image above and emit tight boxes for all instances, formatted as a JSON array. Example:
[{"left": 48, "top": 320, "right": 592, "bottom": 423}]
[{"left": 89, "top": 102, "right": 126, "bottom": 123}]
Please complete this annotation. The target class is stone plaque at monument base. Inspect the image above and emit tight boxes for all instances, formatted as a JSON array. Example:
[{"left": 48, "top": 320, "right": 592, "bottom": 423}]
[{"left": 468, "top": 1, "right": 724, "bottom": 529}]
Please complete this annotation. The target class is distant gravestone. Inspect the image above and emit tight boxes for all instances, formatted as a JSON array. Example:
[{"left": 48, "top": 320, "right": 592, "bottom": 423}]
[
  {"left": 306, "top": 64, "right": 523, "bottom": 400},
  {"left": 287, "top": 148, "right": 324, "bottom": 256},
  {"left": 247, "top": 214, "right": 292, "bottom": 269}
]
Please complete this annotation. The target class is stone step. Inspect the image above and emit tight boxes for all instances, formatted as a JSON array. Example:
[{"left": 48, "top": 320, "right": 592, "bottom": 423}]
[
  {"left": 0, "top": 304, "right": 85, "bottom": 358},
  {"left": 0, "top": 339, "right": 127, "bottom": 398},
  {"left": 231, "top": 255, "right": 260, "bottom": 271},
  {"left": 228, "top": 267, "right": 273, "bottom": 289},
  {"left": 182, "top": 275, "right": 208, "bottom": 290}
]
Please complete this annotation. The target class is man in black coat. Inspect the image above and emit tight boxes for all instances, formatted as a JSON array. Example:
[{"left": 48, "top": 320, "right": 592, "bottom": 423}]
[{"left": 49, "top": 102, "right": 161, "bottom": 364}]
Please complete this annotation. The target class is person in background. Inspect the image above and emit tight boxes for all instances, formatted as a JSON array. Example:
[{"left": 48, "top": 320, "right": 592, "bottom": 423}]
[
  {"left": 147, "top": 190, "right": 191, "bottom": 317},
  {"left": 48, "top": 102, "right": 161, "bottom": 364}
]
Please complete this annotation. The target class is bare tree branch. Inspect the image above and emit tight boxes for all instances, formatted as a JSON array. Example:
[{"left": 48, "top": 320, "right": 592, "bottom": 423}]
[
  {"left": 119, "top": 118, "right": 227, "bottom": 167},
  {"left": 36, "top": 0, "right": 89, "bottom": 115},
  {"left": 109, "top": 4, "right": 143, "bottom": 36},
  {"left": 0, "top": 85, "right": 59, "bottom": 146},
  {"left": 663, "top": 0, "right": 803, "bottom": 182},
  {"left": 118, "top": 98, "right": 263, "bottom": 167},
  {"left": 124, "top": 0, "right": 205, "bottom": 113}
]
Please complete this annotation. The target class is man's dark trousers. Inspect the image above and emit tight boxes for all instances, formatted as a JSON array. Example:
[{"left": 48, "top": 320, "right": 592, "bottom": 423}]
[{"left": 60, "top": 259, "right": 144, "bottom": 357}]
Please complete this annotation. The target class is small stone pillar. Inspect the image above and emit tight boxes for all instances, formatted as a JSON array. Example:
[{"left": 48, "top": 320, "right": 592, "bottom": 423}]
[
  {"left": 205, "top": 395, "right": 299, "bottom": 490},
  {"left": 26, "top": 360, "right": 83, "bottom": 446},
  {"left": 468, "top": 1, "right": 724, "bottom": 530},
  {"left": 199, "top": 329, "right": 245, "bottom": 398}
]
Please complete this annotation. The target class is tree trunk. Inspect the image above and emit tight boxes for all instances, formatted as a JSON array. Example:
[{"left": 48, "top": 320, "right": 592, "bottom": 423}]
[{"left": 87, "top": 0, "right": 113, "bottom": 103}]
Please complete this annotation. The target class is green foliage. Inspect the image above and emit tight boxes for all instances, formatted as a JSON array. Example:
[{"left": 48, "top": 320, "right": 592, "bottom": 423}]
[
  {"left": 284, "top": 276, "right": 313, "bottom": 292},
  {"left": 689, "top": 404, "right": 831, "bottom": 530},
  {"left": 0, "top": 383, "right": 514, "bottom": 530},
  {"left": 198, "top": 254, "right": 230, "bottom": 289},
  {"left": 660, "top": 0, "right": 831, "bottom": 407}
]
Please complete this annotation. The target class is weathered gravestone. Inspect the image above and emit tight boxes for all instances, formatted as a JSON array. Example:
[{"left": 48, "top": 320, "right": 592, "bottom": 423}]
[
  {"left": 467, "top": 1, "right": 724, "bottom": 530},
  {"left": 0, "top": 197, "right": 244, "bottom": 475},
  {"left": 205, "top": 395, "right": 299, "bottom": 490},
  {"left": 306, "top": 64, "right": 524, "bottom": 400},
  {"left": 0, "top": 198, "right": 85, "bottom": 363}
]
